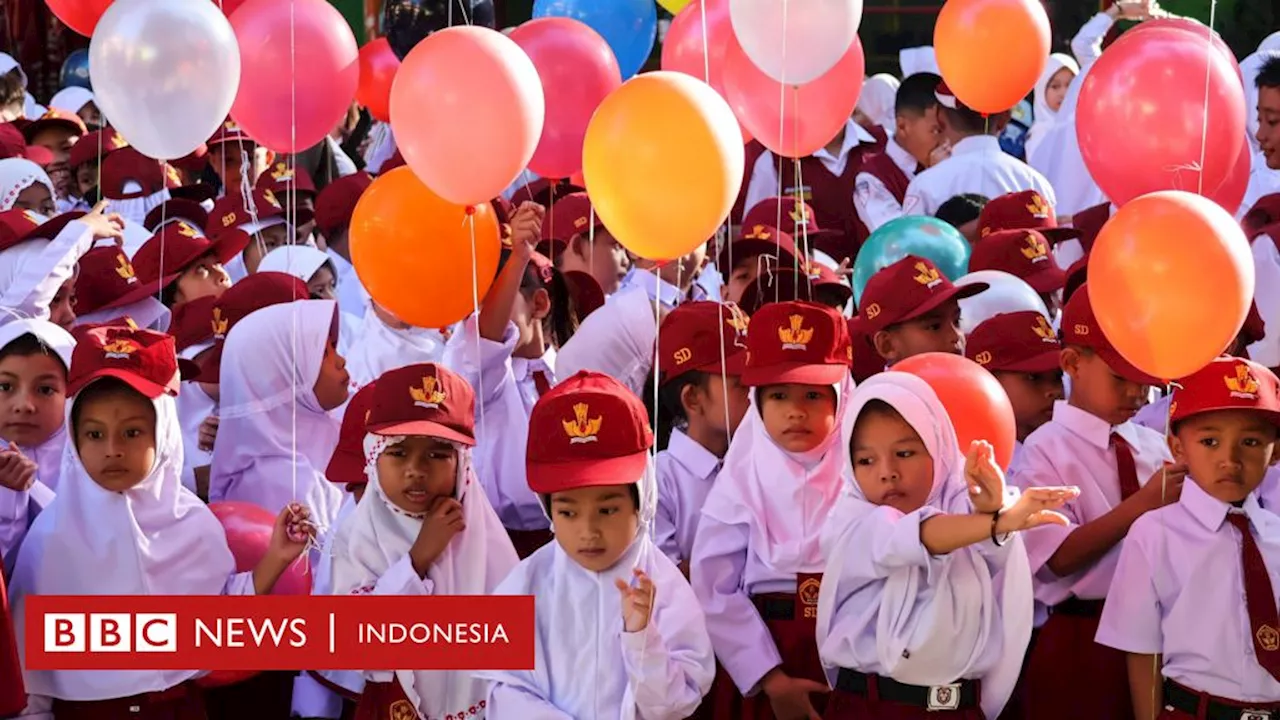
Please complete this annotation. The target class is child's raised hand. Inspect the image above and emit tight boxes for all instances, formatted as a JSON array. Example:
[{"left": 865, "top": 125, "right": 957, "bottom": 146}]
[
  {"left": 81, "top": 201, "right": 125, "bottom": 243},
  {"left": 197, "top": 414, "right": 219, "bottom": 453},
  {"left": 0, "top": 450, "right": 37, "bottom": 492},
  {"left": 508, "top": 201, "right": 546, "bottom": 258},
  {"left": 268, "top": 502, "right": 315, "bottom": 563},
  {"left": 995, "top": 486, "right": 1080, "bottom": 533},
  {"left": 964, "top": 441, "right": 1006, "bottom": 514},
  {"left": 409, "top": 496, "right": 465, "bottom": 576},
  {"left": 929, "top": 139, "right": 952, "bottom": 168},
  {"left": 615, "top": 568, "right": 655, "bottom": 633}
]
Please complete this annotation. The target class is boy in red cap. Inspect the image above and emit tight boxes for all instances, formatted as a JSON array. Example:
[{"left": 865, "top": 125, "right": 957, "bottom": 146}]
[
  {"left": 1008, "top": 283, "right": 1182, "bottom": 720},
  {"left": 717, "top": 223, "right": 800, "bottom": 306},
  {"left": 969, "top": 229, "right": 1066, "bottom": 316},
  {"left": 1097, "top": 356, "right": 1280, "bottom": 719},
  {"left": 540, "top": 191, "right": 631, "bottom": 296},
  {"left": 22, "top": 108, "right": 85, "bottom": 211},
  {"left": 654, "top": 301, "right": 751, "bottom": 570},
  {"left": 859, "top": 254, "right": 987, "bottom": 366},
  {"left": 207, "top": 186, "right": 294, "bottom": 279},
  {"left": 132, "top": 221, "right": 247, "bottom": 307},
  {"left": 692, "top": 301, "right": 852, "bottom": 719},
  {"left": 476, "top": 370, "right": 715, "bottom": 719}
]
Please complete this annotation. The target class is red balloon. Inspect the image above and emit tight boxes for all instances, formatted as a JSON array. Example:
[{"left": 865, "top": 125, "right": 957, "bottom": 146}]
[
  {"left": 1129, "top": 18, "right": 1241, "bottom": 82},
  {"left": 208, "top": 501, "right": 312, "bottom": 596},
  {"left": 229, "top": 0, "right": 360, "bottom": 153},
  {"left": 212, "top": 0, "right": 249, "bottom": 16},
  {"left": 357, "top": 38, "right": 400, "bottom": 123},
  {"left": 510, "top": 18, "right": 621, "bottom": 180},
  {"left": 661, "top": 0, "right": 751, "bottom": 142},
  {"left": 723, "top": 34, "right": 863, "bottom": 158},
  {"left": 1210, "top": 136, "right": 1252, "bottom": 215},
  {"left": 1077, "top": 26, "right": 1246, "bottom": 207},
  {"left": 46, "top": 0, "right": 112, "bottom": 36},
  {"left": 893, "top": 352, "right": 1017, "bottom": 470}
]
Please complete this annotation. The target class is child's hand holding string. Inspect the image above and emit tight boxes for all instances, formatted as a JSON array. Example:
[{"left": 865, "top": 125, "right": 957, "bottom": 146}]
[
  {"left": 253, "top": 503, "right": 316, "bottom": 595},
  {"left": 0, "top": 449, "right": 37, "bottom": 492},
  {"left": 615, "top": 568, "right": 655, "bottom": 633},
  {"left": 508, "top": 201, "right": 546, "bottom": 259},
  {"left": 964, "top": 441, "right": 1006, "bottom": 514}
]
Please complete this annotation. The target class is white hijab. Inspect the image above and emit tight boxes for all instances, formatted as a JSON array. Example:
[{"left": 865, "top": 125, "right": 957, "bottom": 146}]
[
  {"left": 258, "top": 244, "right": 330, "bottom": 280},
  {"left": 209, "top": 300, "right": 344, "bottom": 531},
  {"left": 10, "top": 389, "right": 235, "bottom": 700},
  {"left": 1028, "top": 62, "right": 1108, "bottom": 215},
  {"left": 331, "top": 433, "right": 517, "bottom": 716},
  {"left": 701, "top": 376, "right": 854, "bottom": 573},
  {"left": 48, "top": 88, "right": 93, "bottom": 115},
  {"left": 0, "top": 159, "right": 55, "bottom": 212},
  {"left": 1026, "top": 54, "right": 1080, "bottom": 163},
  {"left": 815, "top": 373, "right": 1032, "bottom": 720},
  {"left": 857, "top": 74, "right": 900, "bottom": 135}
]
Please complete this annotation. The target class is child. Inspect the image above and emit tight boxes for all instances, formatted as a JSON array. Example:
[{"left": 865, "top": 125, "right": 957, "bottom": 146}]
[
  {"left": 1008, "top": 283, "right": 1182, "bottom": 720},
  {"left": 168, "top": 296, "right": 219, "bottom": 495},
  {"left": 816, "top": 371, "right": 1077, "bottom": 719},
  {"left": 859, "top": 254, "right": 986, "bottom": 366},
  {"left": 21, "top": 109, "right": 85, "bottom": 213},
  {"left": 0, "top": 158, "right": 56, "bottom": 215},
  {"left": 255, "top": 163, "right": 317, "bottom": 244},
  {"left": 0, "top": 205, "right": 114, "bottom": 330},
  {"left": 691, "top": 300, "right": 852, "bottom": 719},
  {"left": 717, "top": 223, "right": 800, "bottom": 306},
  {"left": 1096, "top": 356, "right": 1280, "bottom": 720},
  {"left": 331, "top": 363, "right": 519, "bottom": 717},
  {"left": 256, "top": 245, "right": 362, "bottom": 355},
  {"left": 206, "top": 187, "right": 293, "bottom": 280},
  {"left": 131, "top": 220, "right": 244, "bottom": 307},
  {"left": 934, "top": 193, "right": 989, "bottom": 246},
  {"left": 654, "top": 301, "right": 751, "bottom": 569},
  {"left": 67, "top": 128, "right": 128, "bottom": 214},
  {"left": 540, "top": 191, "right": 631, "bottom": 295},
  {"left": 855, "top": 71, "right": 943, "bottom": 233},
  {"left": 8, "top": 322, "right": 313, "bottom": 717},
  {"left": 476, "top": 370, "right": 716, "bottom": 718},
  {"left": 969, "top": 230, "right": 1066, "bottom": 316},
  {"left": 313, "top": 172, "right": 373, "bottom": 320},
  {"left": 206, "top": 118, "right": 272, "bottom": 203},
  {"left": 98, "top": 146, "right": 180, "bottom": 228},
  {"left": 194, "top": 271, "right": 313, "bottom": 389},
  {"left": 48, "top": 87, "right": 101, "bottom": 130},
  {"left": 1025, "top": 54, "right": 1080, "bottom": 162},
  {"left": 72, "top": 244, "right": 171, "bottom": 332}
]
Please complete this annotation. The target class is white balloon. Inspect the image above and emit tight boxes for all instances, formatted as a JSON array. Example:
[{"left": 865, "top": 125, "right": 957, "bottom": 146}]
[
  {"left": 956, "top": 270, "right": 1050, "bottom": 336},
  {"left": 90, "top": 0, "right": 240, "bottom": 161},
  {"left": 729, "top": 0, "right": 863, "bottom": 85}
]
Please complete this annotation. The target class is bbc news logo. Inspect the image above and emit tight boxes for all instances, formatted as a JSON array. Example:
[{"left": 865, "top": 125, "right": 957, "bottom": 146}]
[{"left": 26, "top": 596, "right": 533, "bottom": 671}]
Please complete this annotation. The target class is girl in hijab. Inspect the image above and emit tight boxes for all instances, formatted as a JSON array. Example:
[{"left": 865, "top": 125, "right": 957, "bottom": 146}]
[
  {"left": 330, "top": 363, "right": 518, "bottom": 718},
  {"left": 476, "top": 370, "right": 715, "bottom": 719},
  {"left": 1026, "top": 61, "right": 1107, "bottom": 218},
  {"left": 815, "top": 372, "right": 1077, "bottom": 719},
  {"left": 210, "top": 300, "right": 349, "bottom": 537},
  {"left": 1024, "top": 54, "right": 1080, "bottom": 163},
  {"left": 9, "top": 323, "right": 314, "bottom": 719},
  {"left": 257, "top": 245, "right": 362, "bottom": 356},
  {"left": 0, "top": 158, "right": 55, "bottom": 215}
]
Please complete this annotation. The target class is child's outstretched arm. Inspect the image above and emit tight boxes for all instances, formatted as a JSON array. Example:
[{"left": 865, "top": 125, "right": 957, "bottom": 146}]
[{"left": 478, "top": 201, "right": 544, "bottom": 343}]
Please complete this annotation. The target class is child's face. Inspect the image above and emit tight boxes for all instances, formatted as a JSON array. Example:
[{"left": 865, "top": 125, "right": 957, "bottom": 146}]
[
  {"left": 850, "top": 405, "right": 934, "bottom": 514},
  {"left": 550, "top": 484, "right": 640, "bottom": 573},
  {"left": 14, "top": 183, "right": 55, "bottom": 216},
  {"left": 759, "top": 383, "right": 838, "bottom": 452},
  {"left": 874, "top": 300, "right": 964, "bottom": 365},
  {"left": 29, "top": 127, "right": 77, "bottom": 165},
  {"left": 174, "top": 252, "right": 231, "bottom": 305},
  {"left": 75, "top": 162, "right": 96, "bottom": 197},
  {"left": 73, "top": 386, "right": 157, "bottom": 492},
  {"left": 895, "top": 106, "right": 942, "bottom": 165},
  {"left": 307, "top": 265, "right": 338, "bottom": 301},
  {"left": 1044, "top": 67, "right": 1074, "bottom": 113},
  {"left": 242, "top": 224, "right": 292, "bottom": 275},
  {"left": 0, "top": 352, "right": 67, "bottom": 447},
  {"left": 572, "top": 230, "right": 631, "bottom": 295},
  {"left": 1062, "top": 347, "right": 1149, "bottom": 426},
  {"left": 995, "top": 369, "right": 1063, "bottom": 442},
  {"left": 726, "top": 255, "right": 761, "bottom": 305},
  {"left": 686, "top": 373, "right": 751, "bottom": 440},
  {"left": 49, "top": 276, "right": 76, "bottom": 331},
  {"left": 312, "top": 340, "right": 350, "bottom": 411},
  {"left": 1259, "top": 86, "right": 1280, "bottom": 170},
  {"left": 376, "top": 436, "right": 458, "bottom": 515},
  {"left": 78, "top": 102, "right": 103, "bottom": 130},
  {"left": 1171, "top": 409, "right": 1279, "bottom": 504}
]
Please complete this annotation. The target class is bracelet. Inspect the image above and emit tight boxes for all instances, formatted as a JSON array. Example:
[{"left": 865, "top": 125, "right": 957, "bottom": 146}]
[{"left": 990, "top": 508, "right": 1007, "bottom": 547}]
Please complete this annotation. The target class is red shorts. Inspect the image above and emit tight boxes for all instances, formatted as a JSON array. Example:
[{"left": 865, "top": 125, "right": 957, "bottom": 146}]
[
  {"left": 1021, "top": 602, "right": 1132, "bottom": 720},
  {"left": 51, "top": 681, "right": 205, "bottom": 720}
]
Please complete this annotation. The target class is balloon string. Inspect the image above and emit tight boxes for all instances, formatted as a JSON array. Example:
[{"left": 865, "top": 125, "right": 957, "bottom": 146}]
[
  {"left": 1196, "top": 0, "right": 1218, "bottom": 195},
  {"left": 467, "top": 213, "right": 486, "bottom": 444},
  {"left": 289, "top": 0, "right": 300, "bottom": 513},
  {"left": 698, "top": 0, "right": 710, "bottom": 85}
]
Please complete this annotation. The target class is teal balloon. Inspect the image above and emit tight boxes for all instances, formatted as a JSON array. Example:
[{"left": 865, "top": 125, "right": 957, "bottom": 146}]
[{"left": 851, "top": 217, "right": 972, "bottom": 306}]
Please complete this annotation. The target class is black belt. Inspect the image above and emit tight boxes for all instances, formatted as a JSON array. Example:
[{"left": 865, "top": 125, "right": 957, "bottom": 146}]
[
  {"left": 1165, "top": 679, "right": 1280, "bottom": 720},
  {"left": 1051, "top": 596, "right": 1105, "bottom": 618},
  {"left": 752, "top": 594, "right": 795, "bottom": 621},
  {"left": 835, "top": 668, "right": 979, "bottom": 711}
]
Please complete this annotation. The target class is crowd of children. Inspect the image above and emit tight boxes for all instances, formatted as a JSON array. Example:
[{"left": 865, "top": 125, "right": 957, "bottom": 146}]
[{"left": 0, "top": 6, "right": 1278, "bottom": 720}]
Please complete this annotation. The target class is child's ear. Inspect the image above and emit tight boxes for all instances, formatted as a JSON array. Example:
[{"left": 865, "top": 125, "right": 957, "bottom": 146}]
[
  {"left": 531, "top": 287, "right": 552, "bottom": 321},
  {"left": 1167, "top": 433, "right": 1187, "bottom": 465},
  {"left": 679, "top": 382, "right": 702, "bottom": 419},
  {"left": 872, "top": 330, "right": 897, "bottom": 365},
  {"left": 1060, "top": 347, "right": 1081, "bottom": 379}
]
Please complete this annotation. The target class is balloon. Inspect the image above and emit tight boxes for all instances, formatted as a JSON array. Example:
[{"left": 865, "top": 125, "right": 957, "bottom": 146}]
[
  {"left": 532, "top": 0, "right": 656, "bottom": 79},
  {"left": 1089, "top": 191, "right": 1253, "bottom": 381},
  {"left": 350, "top": 167, "right": 503, "bottom": 328},
  {"left": 723, "top": 34, "right": 863, "bottom": 158},
  {"left": 229, "top": 0, "right": 359, "bottom": 153},
  {"left": 1209, "top": 136, "right": 1251, "bottom": 216},
  {"left": 658, "top": 0, "right": 693, "bottom": 12},
  {"left": 1130, "top": 17, "right": 1241, "bottom": 81},
  {"left": 59, "top": 49, "right": 91, "bottom": 90},
  {"left": 661, "top": 0, "right": 751, "bottom": 142},
  {"left": 382, "top": 0, "right": 496, "bottom": 60},
  {"left": 356, "top": 38, "right": 400, "bottom": 123},
  {"left": 728, "top": 0, "right": 862, "bottom": 85},
  {"left": 582, "top": 72, "right": 744, "bottom": 262},
  {"left": 46, "top": 0, "right": 113, "bottom": 36},
  {"left": 208, "top": 501, "right": 311, "bottom": 595},
  {"left": 510, "top": 18, "right": 621, "bottom": 179},
  {"left": 895, "top": 352, "right": 1017, "bottom": 470},
  {"left": 955, "top": 270, "right": 1049, "bottom": 335},
  {"left": 851, "top": 217, "right": 971, "bottom": 306},
  {"left": 90, "top": 0, "right": 241, "bottom": 160},
  {"left": 1076, "top": 27, "right": 1246, "bottom": 207},
  {"left": 934, "top": 0, "right": 1050, "bottom": 114},
  {"left": 212, "top": 0, "right": 249, "bottom": 16},
  {"left": 391, "top": 25, "right": 544, "bottom": 205}
]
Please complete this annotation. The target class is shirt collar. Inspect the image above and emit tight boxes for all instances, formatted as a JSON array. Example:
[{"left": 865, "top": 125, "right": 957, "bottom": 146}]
[
  {"left": 813, "top": 119, "right": 877, "bottom": 164},
  {"left": 512, "top": 345, "right": 558, "bottom": 384},
  {"left": 886, "top": 137, "right": 918, "bottom": 176},
  {"left": 1181, "top": 477, "right": 1233, "bottom": 532},
  {"left": 952, "top": 135, "right": 1002, "bottom": 156},
  {"left": 625, "top": 267, "right": 683, "bottom": 309},
  {"left": 1051, "top": 400, "right": 1135, "bottom": 451},
  {"left": 666, "top": 428, "right": 721, "bottom": 479}
]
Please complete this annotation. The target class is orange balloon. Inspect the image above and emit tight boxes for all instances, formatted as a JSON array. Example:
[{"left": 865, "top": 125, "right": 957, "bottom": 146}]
[
  {"left": 894, "top": 352, "right": 1018, "bottom": 469},
  {"left": 582, "top": 71, "right": 744, "bottom": 262},
  {"left": 350, "top": 167, "right": 502, "bottom": 328},
  {"left": 1089, "top": 191, "right": 1253, "bottom": 381},
  {"left": 934, "top": 0, "right": 1050, "bottom": 114}
]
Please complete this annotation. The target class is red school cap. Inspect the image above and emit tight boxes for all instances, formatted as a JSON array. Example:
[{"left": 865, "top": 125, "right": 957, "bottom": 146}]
[
  {"left": 21, "top": 108, "right": 86, "bottom": 143},
  {"left": 67, "top": 127, "right": 129, "bottom": 170},
  {"left": 366, "top": 363, "right": 476, "bottom": 446},
  {"left": 100, "top": 147, "right": 182, "bottom": 200},
  {"left": 525, "top": 370, "right": 653, "bottom": 495},
  {"left": 206, "top": 117, "right": 255, "bottom": 149},
  {"left": 314, "top": 172, "right": 373, "bottom": 238},
  {"left": 0, "top": 123, "right": 53, "bottom": 165},
  {"left": 67, "top": 323, "right": 181, "bottom": 398},
  {"left": 143, "top": 198, "right": 210, "bottom": 234},
  {"left": 742, "top": 300, "right": 851, "bottom": 387},
  {"left": 858, "top": 254, "right": 986, "bottom": 333},
  {"left": 169, "top": 295, "right": 219, "bottom": 353},
  {"left": 741, "top": 196, "right": 835, "bottom": 242},
  {"left": 196, "top": 272, "right": 310, "bottom": 383},
  {"left": 969, "top": 229, "right": 1066, "bottom": 293},
  {"left": 207, "top": 187, "right": 285, "bottom": 237},
  {"left": 978, "top": 190, "right": 1081, "bottom": 243},
  {"left": 737, "top": 268, "right": 817, "bottom": 316},
  {"left": 716, "top": 224, "right": 800, "bottom": 282},
  {"left": 542, "top": 192, "right": 605, "bottom": 247},
  {"left": 1170, "top": 356, "right": 1280, "bottom": 428},
  {"left": 131, "top": 221, "right": 249, "bottom": 292},
  {"left": 965, "top": 311, "right": 1062, "bottom": 374},
  {"left": 326, "top": 381, "right": 379, "bottom": 485},
  {"left": 74, "top": 246, "right": 164, "bottom": 315},
  {"left": 256, "top": 162, "right": 317, "bottom": 199},
  {"left": 657, "top": 301, "right": 750, "bottom": 384},
  {"left": 0, "top": 209, "right": 82, "bottom": 252},
  {"left": 1059, "top": 283, "right": 1161, "bottom": 386}
]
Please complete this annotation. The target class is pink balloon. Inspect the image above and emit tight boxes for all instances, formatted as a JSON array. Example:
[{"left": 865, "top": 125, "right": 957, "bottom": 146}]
[
  {"left": 1130, "top": 18, "right": 1242, "bottom": 82},
  {"left": 1209, "top": 136, "right": 1252, "bottom": 215},
  {"left": 391, "top": 26, "right": 545, "bottom": 206},
  {"left": 510, "top": 18, "right": 620, "bottom": 180},
  {"left": 208, "top": 501, "right": 312, "bottom": 596},
  {"left": 661, "top": 0, "right": 750, "bottom": 142},
  {"left": 357, "top": 38, "right": 400, "bottom": 123},
  {"left": 229, "top": 0, "right": 359, "bottom": 153},
  {"left": 1077, "top": 26, "right": 1246, "bottom": 207},
  {"left": 723, "top": 34, "right": 863, "bottom": 158}
]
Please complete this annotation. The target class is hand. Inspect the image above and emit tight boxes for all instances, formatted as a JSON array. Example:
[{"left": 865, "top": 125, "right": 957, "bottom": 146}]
[
  {"left": 0, "top": 450, "right": 37, "bottom": 492},
  {"left": 79, "top": 201, "right": 125, "bottom": 243},
  {"left": 928, "top": 139, "right": 952, "bottom": 168},
  {"left": 508, "top": 201, "right": 546, "bottom": 259},
  {"left": 409, "top": 496, "right": 465, "bottom": 576},
  {"left": 965, "top": 441, "right": 1006, "bottom": 514},
  {"left": 197, "top": 414, "right": 219, "bottom": 453},
  {"left": 1110, "top": 0, "right": 1160, "bottom": 20},
  {"left": 995, "top": 487, "right": 1080, "bottom": 534},
  {"left": 1135, "top": 462, "right": 1186, "bottom": 510},
  {"left": 832, "top": 257, "right": 852, "bottom": 279},
  {"left": 268, "top": 502, "right": 315, "bottom": 564},
  {"left": 615, "top": 569, "right": 655, "bottom": 633},
  {"left": 761, "top": 668, "right": 827, "bottom": 720}
]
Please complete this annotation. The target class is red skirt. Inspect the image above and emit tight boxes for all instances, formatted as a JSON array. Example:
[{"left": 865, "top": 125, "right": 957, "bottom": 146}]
[
  {"left": 353, "top": 680, "right": 419, "bottom": 720},
  {"left": 202, "top": 670, "right": 294, "bottom": 719},
  {"left": 506, "top": 528, "right": 554, "bottom": 560},
  {"left": 52, "top": 681, "right": 205, "bottom": 720},
  {"left": 1021, "top": 603, "right": 1132, "bottom": 720}
]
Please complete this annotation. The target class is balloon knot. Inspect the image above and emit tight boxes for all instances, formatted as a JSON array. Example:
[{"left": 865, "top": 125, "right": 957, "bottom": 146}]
[{"left": 464, "top": 205, "right": 476, "bottom": 216}]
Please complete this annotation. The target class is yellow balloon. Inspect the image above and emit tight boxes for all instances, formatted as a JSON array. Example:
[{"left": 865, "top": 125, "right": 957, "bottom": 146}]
[
  {"left": 657, "top": 0, "right": 693, "bottom": 13},
  {"left": 582, "top": 71, "right": 744, "bottom": 262}
]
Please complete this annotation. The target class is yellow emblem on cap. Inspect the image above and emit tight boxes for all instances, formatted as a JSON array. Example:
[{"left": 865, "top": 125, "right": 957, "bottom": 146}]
[
  {"left": 744, "top": 225, "right": 771, "bottom": 241},
  {"left": 563, "top": 402, "right": 602, "bottom": 444},
  {"left": 410, "top": 375, "right": 447, "bottom": 409},
  {"left": 262, "top": 189, "right": 281, "bottom": 209},
  {"left": 114, "top": 254, "right": 137, "bottom": 283},
  {"left": 389, "top": 699, "right": 417, "bottom": 720},
  {"left": 224, "top": 120, "right": 238, "bottom": 132},
  {"left": 1226, "top": 364, "right": 1260, "bottom": 399},
  {"left": 1073, "top": 324, "right": 1090, "bottom": 336},
  {"left": 175, "top": 222, "right": 198, "bottom": 238},
  {"left": 673, "top": 347, "right": 693, "bottom": 365},
  {"left": 975, "top": 351, "right": 993, "bottom": 365},
  {"left": 788, "top": 205, "right": 809, "bottom": 226},
  {"left": 1025, "top": 193, "right": 1051, "bottom": 219},
  {"left": 211, "top": 308, "right": 229, "bottom": 337},
  {"left": 271, "top": 163, "right": 293, "bottom": 181},
  {"left": 573, "top": 216, "right": 589, "bottom": 229},
  {"left": 1032, "top": 315, "right": 1056, "bottom": 340},
  {"left": 779, "top": 314, "right": 813, "bottom": 351},
  {"left": 102, "top": 339, "right": 138, "bottom": 359},
  {"left": 913, "top": 262, "right": 941, "bottom": 288},
  {"left": 1021, "top": 234, "right": 1048, "bottom": 262},
  {"left": 725, "top": 304, "right": 750, "bottom": 334},
  {"left": 110, "top": 132, "right": 128, "bottom": 150},
  {"left": 165, "top": 164, "right": 181, "bottom": 186}
]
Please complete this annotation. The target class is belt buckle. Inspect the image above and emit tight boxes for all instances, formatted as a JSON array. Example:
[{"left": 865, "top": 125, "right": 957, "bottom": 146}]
[
  {"left": 1241, "top": 712, "right": 1272, "bottom": 720},
  {"left": 927, "top": 684, "right": 962, "bottom": 711}
]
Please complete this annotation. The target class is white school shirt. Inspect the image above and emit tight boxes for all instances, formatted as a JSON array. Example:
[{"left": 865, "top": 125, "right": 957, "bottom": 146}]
[
  {"left": 177, "top": 342, "right": 215, "bottom": 494},
  {"left": 654, "top": 429, "right": 721, "bottom": 565},
  {"left": 1250, "top": 235, "right": 1280, "bottom": 368},
  {"left": 1096, "top": 480, "right": 1280, "bottom": 702},
  {"left": 325, "top": 248, "right": 369, "bottom": 320},
  {"left": 0, "top": 221, "right": 94, "bottom": 325},
  {"left": 1007, "top": 401, "right": 1171, "bottom": 611},
  {"left": 742, "top": 120, "right": 879, "bottom": 216},
  {"left": 1240, "top": 158, "right": 1280, "bottom": 222},
  {"left": 442, "top": 316, "right": 555, "bottom": 531},
  {"left": 902, "top": 136, "right": 1057, "bottom": 217},
  {"left": 854, "top": 137, "right": 921, "bottom": 233}
]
